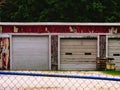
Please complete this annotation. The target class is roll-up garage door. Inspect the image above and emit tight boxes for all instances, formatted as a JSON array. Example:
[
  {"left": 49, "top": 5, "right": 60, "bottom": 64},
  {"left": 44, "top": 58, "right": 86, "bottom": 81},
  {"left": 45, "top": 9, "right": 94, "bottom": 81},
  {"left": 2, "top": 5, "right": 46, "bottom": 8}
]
[
  {"left": 12, "top": 36, "right": 49, "bottom": 70},
  {"left": 108, "top": 38, "right": 120, "bottom": 70},
  {"left": 60, "top": 38, "right": 97, "bottom": 70}
]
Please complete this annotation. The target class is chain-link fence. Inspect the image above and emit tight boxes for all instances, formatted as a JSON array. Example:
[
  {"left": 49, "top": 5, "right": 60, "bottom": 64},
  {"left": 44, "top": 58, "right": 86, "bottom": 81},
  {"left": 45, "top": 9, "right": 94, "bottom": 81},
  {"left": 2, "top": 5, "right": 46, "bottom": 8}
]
[{"left": 0, "top": 71, "right": 120, "bottom": 90}]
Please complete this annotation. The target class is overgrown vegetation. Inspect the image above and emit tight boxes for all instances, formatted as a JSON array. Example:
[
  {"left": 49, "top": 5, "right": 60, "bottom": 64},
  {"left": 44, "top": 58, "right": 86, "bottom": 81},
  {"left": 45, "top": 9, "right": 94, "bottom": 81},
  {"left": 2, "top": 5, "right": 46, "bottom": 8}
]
[{"left": 102, "top": 70, "right": 120, "bottom": 76}]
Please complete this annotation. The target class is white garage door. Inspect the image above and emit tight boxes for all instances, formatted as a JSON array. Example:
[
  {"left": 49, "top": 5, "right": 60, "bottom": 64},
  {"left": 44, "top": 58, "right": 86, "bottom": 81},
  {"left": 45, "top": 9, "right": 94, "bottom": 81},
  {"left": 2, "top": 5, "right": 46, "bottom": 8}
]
[
  {"left": 60, "top": 38, "right": 97, "bottom": 70},
  {"left": 12, "top": 36, "right": 49, "bottom": 70},
  {"left": 108, "top": 38, "right": 120, "bottom": 70}
]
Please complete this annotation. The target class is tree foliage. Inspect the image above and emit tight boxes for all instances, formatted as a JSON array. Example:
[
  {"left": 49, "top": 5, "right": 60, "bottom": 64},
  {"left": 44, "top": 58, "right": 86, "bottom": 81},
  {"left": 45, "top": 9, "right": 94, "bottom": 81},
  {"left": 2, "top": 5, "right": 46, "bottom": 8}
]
[{"left": 1, "top": 0, "right": 120, "bottom": 22}]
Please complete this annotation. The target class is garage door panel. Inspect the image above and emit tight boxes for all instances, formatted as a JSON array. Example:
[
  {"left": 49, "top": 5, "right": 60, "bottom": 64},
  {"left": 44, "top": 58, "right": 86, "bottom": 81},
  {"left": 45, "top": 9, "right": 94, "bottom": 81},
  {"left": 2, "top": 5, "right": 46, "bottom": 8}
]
[
  {"left": 61, "top": 42, "right": 96, "bottom": 46},
  {"left": 14, "top": 52, "right": 48, "bottom": 55},
  {"left": 12, "top": 36, "right": 49, "bottom": 70},
  {"left": 61, "top": 55, "right": 96, "bottom": 59},
  {"left": 61, "top": 62, "right": 96, "bottom": 64},
  {"left": 61, "top": 40, "right": 97, "bottom": 46},
  {"left": 82, "top": 40, "right": 97, "bottom": 45},
  {"left": 14, "top": 49, "right": 48, "bottom": 53},
  {"left": 61, "top": 60, "right": 96, "bottom": 63},
  {"left": 61, "top": 59, "right": 96, "bottom": 64},
  {"left": 61, "top": 61, "right": 96, "bottom": 64},
  {"left": 60, "top": 38, "right": 97, "bottom": 70},
  {"left": 61, "top": 58, "right": 96, "bottom": 61},
  {"left": 61, "top": 42, "right": 82, "bottom": 45},
  {"left": 13, "top": 55, "right": 48, "bottom": 59},
  {"left": 109, "top": 42, "right": 120, "bottom": 46},
  {"left": 60, "top": 49, "right": 96, "bottom": 53},
  {"left": 109, "top": 46, "right": 120, "bottom": 48},
  {"left": 13, "top": 50, "right": 48, "bottom": 55},
  {"left": 13, "top": 50, "right": 48, "bottom": 56},
  {"left": 61, "top": 45, "right": 96, "bottom": 49},
  {"left": 109, "top": 50, "right": 120, "bottom": 53},
  {"left": 61, "top": 48, "right": 96, "bottom": 51},
  {"left": 109, "top": 49, "right": 120, "bottom": 52},
  {"left": 109, "top": 44, "right": 120, "bottom": 46},
  {"left": 61, "top": 58, "right": 96, "bottom": 62},
  {"left": 61, "top": 58, "right": 95, "bottom": 63},
  {"left": 60, "top": 64, "right": 96, "bottom": 70}
]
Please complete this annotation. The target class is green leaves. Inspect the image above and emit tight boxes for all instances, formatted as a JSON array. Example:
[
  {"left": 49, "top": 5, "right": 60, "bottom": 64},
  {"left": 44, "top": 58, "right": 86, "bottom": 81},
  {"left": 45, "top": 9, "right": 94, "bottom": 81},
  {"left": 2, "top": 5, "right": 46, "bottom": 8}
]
[{"left": 1, "top": 0, "right": 120, "bottom": 22}]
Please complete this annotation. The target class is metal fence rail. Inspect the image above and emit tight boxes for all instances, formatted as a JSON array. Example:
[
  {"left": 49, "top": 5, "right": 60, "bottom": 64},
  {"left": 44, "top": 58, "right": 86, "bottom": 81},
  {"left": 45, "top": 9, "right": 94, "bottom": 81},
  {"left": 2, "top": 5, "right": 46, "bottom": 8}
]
[{"left": 0, "top": 71, "right": 120, "bottom": 90}]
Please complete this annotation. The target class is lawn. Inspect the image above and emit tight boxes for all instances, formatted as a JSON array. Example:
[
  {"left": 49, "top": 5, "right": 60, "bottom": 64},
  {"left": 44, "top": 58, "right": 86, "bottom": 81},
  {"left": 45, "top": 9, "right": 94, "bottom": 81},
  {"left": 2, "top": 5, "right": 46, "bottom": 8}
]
[{"left": 101, "top": 70, "right": 120, "bottom": 76}]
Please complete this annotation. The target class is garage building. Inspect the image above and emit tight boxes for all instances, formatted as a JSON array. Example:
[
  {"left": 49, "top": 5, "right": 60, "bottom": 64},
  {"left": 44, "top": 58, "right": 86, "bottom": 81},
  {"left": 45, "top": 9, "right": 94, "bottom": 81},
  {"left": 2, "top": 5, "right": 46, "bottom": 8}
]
[{"left": 0, "top": 23, "right": 120, "bottom": 70}]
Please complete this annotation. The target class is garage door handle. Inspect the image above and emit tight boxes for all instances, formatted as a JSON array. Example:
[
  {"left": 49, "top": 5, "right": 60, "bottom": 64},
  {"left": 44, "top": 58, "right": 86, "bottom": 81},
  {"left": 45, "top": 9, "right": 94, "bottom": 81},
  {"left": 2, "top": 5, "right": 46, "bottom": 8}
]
[
  {"left": 85, "top": 52, "right": 91, "bottom": 55},
  {"left": 65, "top": 52, "right": 72, "bottom": 55},
  {"left": 113, "top": 54, "right": 120, "bottom": 56}
]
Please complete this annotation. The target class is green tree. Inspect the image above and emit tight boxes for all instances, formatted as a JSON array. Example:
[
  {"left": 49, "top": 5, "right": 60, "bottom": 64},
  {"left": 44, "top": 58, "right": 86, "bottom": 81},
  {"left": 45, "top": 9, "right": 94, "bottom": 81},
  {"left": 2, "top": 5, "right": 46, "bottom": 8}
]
[{"left": 1, "top": 0, "right": 120, "bottom": 22}]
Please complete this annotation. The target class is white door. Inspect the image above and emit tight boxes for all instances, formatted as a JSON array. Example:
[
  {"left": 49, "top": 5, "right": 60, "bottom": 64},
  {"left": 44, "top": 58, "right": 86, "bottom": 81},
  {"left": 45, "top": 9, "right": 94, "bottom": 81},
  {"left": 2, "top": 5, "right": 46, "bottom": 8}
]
[
  {"left": 60, "top": 38, "right": 97, "bottom": 70},
  {"left": 12, "top": 35, "right": 49, "bottom": 70},
  {"left": 108, "top": 38, "right": 120, "bottom": 70}
]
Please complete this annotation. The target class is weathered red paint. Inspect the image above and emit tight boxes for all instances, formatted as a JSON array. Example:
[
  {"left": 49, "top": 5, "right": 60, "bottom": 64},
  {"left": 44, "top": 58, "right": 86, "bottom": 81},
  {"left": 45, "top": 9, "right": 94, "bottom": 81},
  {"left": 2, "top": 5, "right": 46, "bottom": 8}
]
[{"left": 1, "top": 25, "right": 120, "bottom": 33}]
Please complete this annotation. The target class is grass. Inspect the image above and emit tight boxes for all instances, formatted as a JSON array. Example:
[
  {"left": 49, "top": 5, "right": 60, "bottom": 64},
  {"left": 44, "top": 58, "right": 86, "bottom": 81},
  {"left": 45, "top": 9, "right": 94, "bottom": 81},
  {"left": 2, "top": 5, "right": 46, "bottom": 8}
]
[{"left": 101, "top": 70, "right": 120, "bottom": 76}]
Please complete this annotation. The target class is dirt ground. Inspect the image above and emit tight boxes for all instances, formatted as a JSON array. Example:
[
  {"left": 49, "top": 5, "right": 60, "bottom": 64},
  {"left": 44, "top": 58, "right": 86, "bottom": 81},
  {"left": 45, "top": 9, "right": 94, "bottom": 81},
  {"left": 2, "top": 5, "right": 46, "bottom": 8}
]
[{"left": 0, "top": 71, "right": 120, "bottom": 90}]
